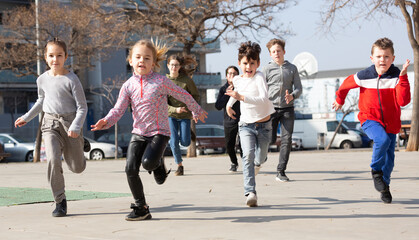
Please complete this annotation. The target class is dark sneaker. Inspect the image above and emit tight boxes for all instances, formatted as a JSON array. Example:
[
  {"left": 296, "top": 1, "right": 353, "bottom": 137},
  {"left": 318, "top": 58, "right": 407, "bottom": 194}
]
[
  {"left": 371, "top": 170, "right": 387, "bottom": 192},
  {"left": 229, "top": 164, "right": 238, "bottom": 173},
  {"left": 174, "top": 165, "right": 184, "bottom": 176},
  {"left": 52, "top": 199, "right": 67, "bottom": 217},
  {"left": 125, "top": 204, "right": 152, "bottom": 221},
  {"left": 275, "top": 171, "right": 289, "bottom": 182},
  {"left": 83, "top": 138, "right": 91, "bottom": 152},
  {"left": 381, "top": 187, "right": 392, "bottom": 204},
  {"left": 153, "top": 157, "right": 170, "bottom": 185}
]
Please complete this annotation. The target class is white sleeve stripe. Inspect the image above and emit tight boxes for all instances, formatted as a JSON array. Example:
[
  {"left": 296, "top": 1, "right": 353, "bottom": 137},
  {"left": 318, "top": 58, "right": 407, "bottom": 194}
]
[{"left": 357, "top": 77, "right": 398, "bottom": 89}]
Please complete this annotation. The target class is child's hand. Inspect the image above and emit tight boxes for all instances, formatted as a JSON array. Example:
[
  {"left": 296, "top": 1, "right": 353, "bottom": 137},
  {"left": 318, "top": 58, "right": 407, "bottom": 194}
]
[
  {"left": 225, "top": 88, "right": 244, "bottom": 101},
  {"left": 91, "top": 119, "right": 107, "bottom": 131},
  {"left": 400, "top": 59, "right": 410, "bottom": 76},
  {"left": 194, "top": 110, "right": 208, "bottom": 123},
  {"left": 226, "top": 106, "right": 237, "bottom": 120},
  {"left": 176, "top": 107, "right": 188, "bottom": 114},
  {"left": 332, "top": 100, "right": 342, "bottom": 111},
  {"left": 15, "top": 118, "right": 27, "bottom": 128},
  {"left": 285, "top": 90, "right": 294, "bottom": 104},
  {"left": 68, "top": 131, "right": 79, "bottom": 138}
]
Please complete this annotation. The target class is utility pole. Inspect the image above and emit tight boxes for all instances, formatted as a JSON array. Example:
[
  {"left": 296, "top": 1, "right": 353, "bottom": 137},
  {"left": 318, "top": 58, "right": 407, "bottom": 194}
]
[{"left": 34, "top": 0, "right": 44, "bottom": 163}]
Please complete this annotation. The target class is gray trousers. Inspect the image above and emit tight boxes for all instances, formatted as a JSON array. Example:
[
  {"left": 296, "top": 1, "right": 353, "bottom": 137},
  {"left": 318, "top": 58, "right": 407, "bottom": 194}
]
[
  {"left": 42, "top": 113, "right": 86, "bottom": 203},
  {"left": 271, "top": 107, "right": 295, "bottom": 172}
]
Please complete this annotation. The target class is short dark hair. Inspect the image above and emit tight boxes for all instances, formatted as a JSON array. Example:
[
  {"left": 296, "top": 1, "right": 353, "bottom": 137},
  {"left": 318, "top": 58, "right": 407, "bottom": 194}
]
[
  {"left": 238, "top": 41, "right": 261, "bottom": 62},
  {"left": 225, "top": 65, "right": 239, "bottom": 76},
  {"left": 44, "top": 37, "right": 68, "bottom": 57},
  {"left": 371, "top": 38, "right": 394, "bottom": 55},
  {"left": 266, "top": 38, "right": 285, "bottom": 52}
]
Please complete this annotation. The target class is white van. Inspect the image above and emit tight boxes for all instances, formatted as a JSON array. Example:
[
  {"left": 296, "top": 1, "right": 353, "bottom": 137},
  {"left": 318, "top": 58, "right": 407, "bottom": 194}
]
[{"left": 293, "top": 119, "right": 362, "bottom": 149}]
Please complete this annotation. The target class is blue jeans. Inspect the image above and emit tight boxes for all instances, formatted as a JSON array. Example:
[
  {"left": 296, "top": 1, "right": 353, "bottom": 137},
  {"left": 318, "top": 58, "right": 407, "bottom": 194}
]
[
  {"left": 362, "top": 120, "right": 396, "bottom": 185},
  {"left": 169, "top": 117, "right": 191, "bottom": 165},
  {"left": 239, "top": 120, "right": 272, "bottom": 195}
]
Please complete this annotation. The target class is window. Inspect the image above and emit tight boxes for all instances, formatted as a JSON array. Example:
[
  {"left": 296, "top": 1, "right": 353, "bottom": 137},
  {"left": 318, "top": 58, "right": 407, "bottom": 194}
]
[
  {"left": 196, "top": 127, "right": 212, "bottom": 136},
  {"left": 3, "top": 95, "right": 27, "bottom": 114},
  {"left": 213, "top": 128, "right": 224, "bottom": 137},
  {"left": 327, "top": 121, "right": 338, "bottom": 132}
]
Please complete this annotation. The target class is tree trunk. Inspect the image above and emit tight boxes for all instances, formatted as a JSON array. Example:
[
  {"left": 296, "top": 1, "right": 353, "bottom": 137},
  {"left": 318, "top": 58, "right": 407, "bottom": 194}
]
[
  {"left": 406, "top": 48, "right": 419, "bottom": 151},
  {"left": 187, "top": 120, "right": 197, "bottom": 157}
]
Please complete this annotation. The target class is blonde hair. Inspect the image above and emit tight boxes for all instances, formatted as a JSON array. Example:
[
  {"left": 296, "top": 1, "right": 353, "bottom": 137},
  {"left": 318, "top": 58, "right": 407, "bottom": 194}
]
[{"left": 127, "top": 38, "right": 169, "bottom": 72}]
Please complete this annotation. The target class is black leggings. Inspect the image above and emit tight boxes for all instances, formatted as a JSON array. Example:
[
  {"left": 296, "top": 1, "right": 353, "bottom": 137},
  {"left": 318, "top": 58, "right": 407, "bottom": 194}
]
[
  {"left": 125, "top": 134, "right": 169, "bottom": 205},
  {"left": 224, "top": 124, "right": 242, "bottom": 165}
]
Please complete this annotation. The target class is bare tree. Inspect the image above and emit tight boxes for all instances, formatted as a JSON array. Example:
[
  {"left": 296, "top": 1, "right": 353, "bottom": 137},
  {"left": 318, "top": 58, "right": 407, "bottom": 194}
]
[
  {"left": 0, "top": 0, "right": 130, "bottom": 76},
  {"left": 126, "top": 0, "right": 291, "bottom": 54},
  {"left": 0, "top": 0, "right": 130, "bottom": 161},
  {"left": 126, "top": 0, "right": 292, "bottom": 156},
  {"left": 90, "top": 76, "right": 126, "bottom": 160},
  {"left": 321, "top": 0, "right": 419, "bottom": 151}
]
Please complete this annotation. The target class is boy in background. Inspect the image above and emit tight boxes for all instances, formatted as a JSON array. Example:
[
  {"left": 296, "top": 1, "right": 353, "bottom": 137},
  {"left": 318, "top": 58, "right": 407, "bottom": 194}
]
[{"left": 262, "top": 38, "right": 302, "bottom": 182}]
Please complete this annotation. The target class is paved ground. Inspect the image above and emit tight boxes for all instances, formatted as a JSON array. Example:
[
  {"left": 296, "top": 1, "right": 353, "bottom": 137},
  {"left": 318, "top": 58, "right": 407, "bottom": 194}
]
[{"left": 0, "top": 149, "right": 418, "bottom": 240}]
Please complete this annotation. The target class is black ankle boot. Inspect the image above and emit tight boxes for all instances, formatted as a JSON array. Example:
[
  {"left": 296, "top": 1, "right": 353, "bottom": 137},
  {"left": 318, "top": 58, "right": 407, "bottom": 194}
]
[
  {"left": 381, "top": 186, "right": 392, "bottom": 203},
  {"left": 125, "top": 203, "right": 152, "bottom": 221},
  {"left": 371, "top": 170, "right": 387, "bottom": 192},
  {"left": 83, "top": 138, "right": 91, "bottom": 152},
  {"left": 52, "top": 199, "right": 67, "bottom": 217},
  {"left": 153, "top": 157, "right": 170, "bottom": 185}
]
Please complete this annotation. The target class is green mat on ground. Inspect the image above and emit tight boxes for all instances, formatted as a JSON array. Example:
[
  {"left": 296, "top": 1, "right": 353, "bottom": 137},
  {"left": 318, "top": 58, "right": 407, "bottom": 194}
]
[{"left": 0, "top": 187, "right": 131, "bottom": 206}]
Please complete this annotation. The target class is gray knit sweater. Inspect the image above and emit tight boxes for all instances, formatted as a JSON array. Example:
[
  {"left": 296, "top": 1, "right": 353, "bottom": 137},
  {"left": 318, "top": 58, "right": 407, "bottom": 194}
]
[
  {"left": 21, "top": 70, "right": 87, "bottom": 133},
  {"left": 262, "top": 60, "right": 302, "bottom": 108}
]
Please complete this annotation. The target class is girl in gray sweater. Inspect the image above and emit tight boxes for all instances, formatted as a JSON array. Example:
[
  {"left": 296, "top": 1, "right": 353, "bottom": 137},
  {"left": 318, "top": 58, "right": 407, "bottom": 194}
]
[{"left": 15, "top": 38, "right": 88, "bottom": 217}]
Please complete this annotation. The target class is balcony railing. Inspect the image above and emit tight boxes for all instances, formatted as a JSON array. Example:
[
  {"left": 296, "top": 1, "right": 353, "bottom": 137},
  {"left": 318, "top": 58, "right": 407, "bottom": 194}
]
[{"left": 192, "top": 72, "right": 221, "bottom": 86}]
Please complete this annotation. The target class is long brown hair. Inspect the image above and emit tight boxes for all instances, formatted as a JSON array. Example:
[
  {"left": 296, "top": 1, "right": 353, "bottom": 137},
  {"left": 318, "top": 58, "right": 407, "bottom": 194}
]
[{"left": 167, "top": 54, "right": 197, "bottom": 76}]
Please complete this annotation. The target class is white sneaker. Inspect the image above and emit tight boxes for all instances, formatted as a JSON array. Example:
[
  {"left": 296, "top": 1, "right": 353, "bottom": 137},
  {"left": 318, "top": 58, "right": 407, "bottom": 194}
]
[
  {"left": 246, "top": 192, "right": 258, "bottom": 207},
  {"left": 254, "top": 165, "right": 261, "bottom": 176}
]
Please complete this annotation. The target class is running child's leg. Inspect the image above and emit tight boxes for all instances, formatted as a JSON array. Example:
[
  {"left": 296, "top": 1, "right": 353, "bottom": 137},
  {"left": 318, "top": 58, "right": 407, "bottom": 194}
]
[
  {"left": 125, "top": 135, "right": 147, "bottom": 205},
  {"left": 254, "top": 120, "right": 272, "bottom": 167},
  {"left": 142, "top": 134, "right": 170, "bottom": 185}
]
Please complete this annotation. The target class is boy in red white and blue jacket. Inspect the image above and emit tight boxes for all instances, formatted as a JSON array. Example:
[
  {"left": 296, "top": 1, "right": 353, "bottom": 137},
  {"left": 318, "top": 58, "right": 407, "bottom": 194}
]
[{"left": 333, "top": 38, "right": 411, "bottom": 204}]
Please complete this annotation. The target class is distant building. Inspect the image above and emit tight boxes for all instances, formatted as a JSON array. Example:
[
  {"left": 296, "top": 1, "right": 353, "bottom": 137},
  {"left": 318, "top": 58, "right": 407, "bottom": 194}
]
[
  {"left": 0, "top": 0, "right": 222, "bottom": 139},
  {"left": 295, "top": 65, "right": 414, "bottom": 123}
]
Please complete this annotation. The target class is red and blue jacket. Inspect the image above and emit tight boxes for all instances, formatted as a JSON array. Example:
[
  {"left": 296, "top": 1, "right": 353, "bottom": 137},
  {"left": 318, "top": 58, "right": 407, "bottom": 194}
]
[{"left": 335, "top": 64, "right": 410, "bottom": 134}]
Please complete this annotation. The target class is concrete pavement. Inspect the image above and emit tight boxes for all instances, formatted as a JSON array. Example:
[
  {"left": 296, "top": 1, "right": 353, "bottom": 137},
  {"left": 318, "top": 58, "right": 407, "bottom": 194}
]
[{"left": 1, "top": 150, "right": 419, "bottom": 240}]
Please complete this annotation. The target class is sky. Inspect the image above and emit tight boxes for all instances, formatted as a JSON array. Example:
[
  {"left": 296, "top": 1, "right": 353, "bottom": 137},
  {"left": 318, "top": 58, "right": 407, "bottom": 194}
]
[{"left": 206, "top": 1, "right": 413, "bottom": 78}]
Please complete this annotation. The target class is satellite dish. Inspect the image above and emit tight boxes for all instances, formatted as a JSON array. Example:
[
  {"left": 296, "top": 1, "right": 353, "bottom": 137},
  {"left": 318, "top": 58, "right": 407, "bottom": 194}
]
[{"left": 292, "top": 52, "right": 318, "bottom": 78}]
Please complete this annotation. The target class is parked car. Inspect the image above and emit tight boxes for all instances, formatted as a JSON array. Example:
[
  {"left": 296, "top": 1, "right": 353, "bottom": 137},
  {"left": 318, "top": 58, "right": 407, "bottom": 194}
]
[
  {"left": 292, "top": 136, "right": 303, "bottom": 150},
  {"left": 293, "top": 119, "right": 362, "bottom": 149},
  {"left": 350, "top": 129, "right": 373, "bottom": 148},
  {"left": 0, "top": 133, "right": 34, "bottom": 162},
  {"left": 0, "top": 139, "right": 11, "bottom": 162},
  {"left": 96, "top": 132, "right": 132, "bottom": 156},
  {"left": 195, "top": 124, "right": 281, "bottom": 154},
  {"left": 268, "top": 134, "right": 282, "bottom": 152},
  {"left": 195, "top": 124, "right": 226, "bottom": 155},
  {"left": 84, "top": 138, "right": 123, "bottom": 160},
  {"left": 399, "top": 123, "right": 411, "bottom": 147}
]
